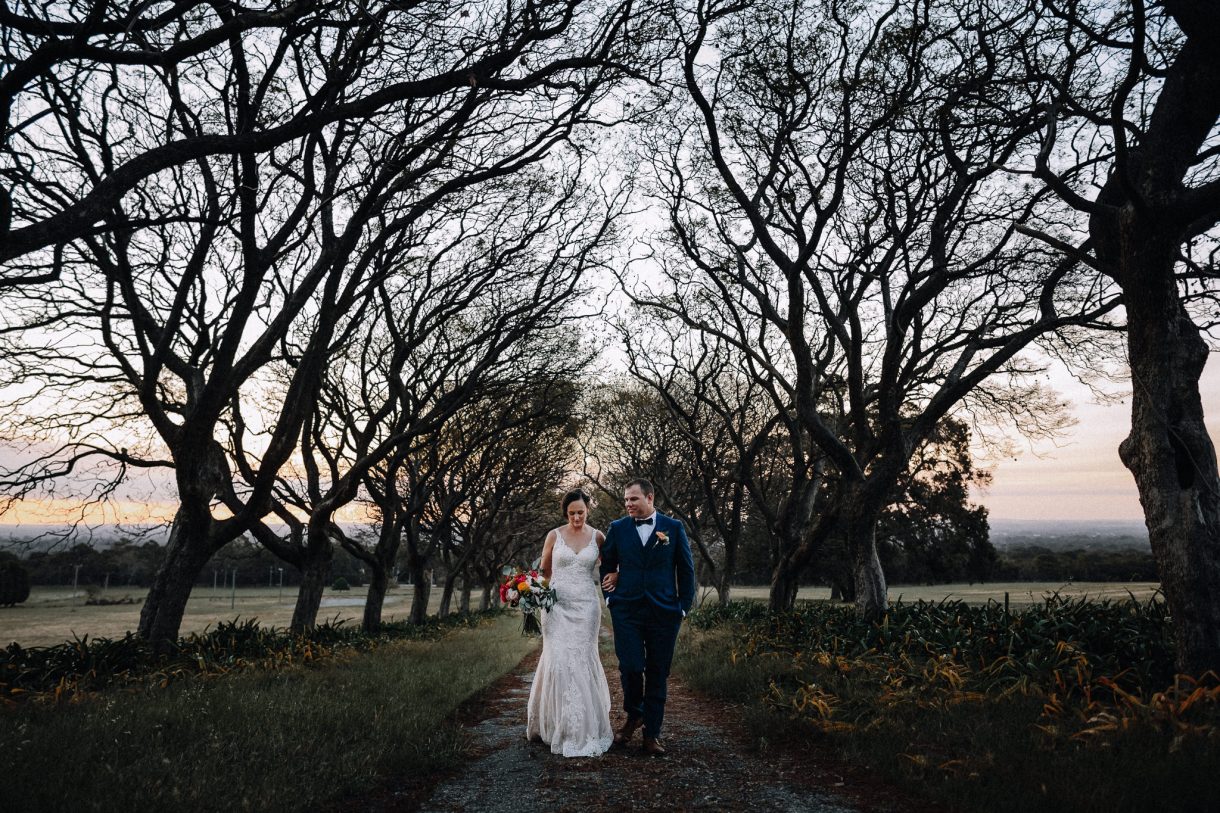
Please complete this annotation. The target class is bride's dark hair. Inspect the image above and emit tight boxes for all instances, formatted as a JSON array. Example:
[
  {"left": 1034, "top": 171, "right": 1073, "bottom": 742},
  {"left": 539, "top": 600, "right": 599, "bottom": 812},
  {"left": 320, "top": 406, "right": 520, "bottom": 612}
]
[{"left": 561, "top": 488, "right": 591, "bottom": 516}]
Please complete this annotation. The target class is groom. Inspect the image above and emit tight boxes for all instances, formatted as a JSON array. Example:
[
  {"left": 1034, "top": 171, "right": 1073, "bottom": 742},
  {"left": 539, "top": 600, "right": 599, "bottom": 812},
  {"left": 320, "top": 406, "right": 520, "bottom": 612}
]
[{"left": 599, "top": 478, "right": 695, "bottom": 755}]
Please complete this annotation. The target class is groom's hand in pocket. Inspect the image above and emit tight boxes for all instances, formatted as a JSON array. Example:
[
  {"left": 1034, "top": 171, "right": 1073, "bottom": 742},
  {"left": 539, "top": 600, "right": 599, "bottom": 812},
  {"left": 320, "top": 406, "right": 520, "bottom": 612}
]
[{"left": 601, "top": 572, "right": 619, "bottom": 592}]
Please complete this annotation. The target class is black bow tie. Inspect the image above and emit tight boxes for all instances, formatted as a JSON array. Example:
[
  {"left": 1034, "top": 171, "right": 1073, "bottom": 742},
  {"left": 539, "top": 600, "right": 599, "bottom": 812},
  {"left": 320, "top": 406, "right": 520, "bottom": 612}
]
[{"left": 634, "top": 517, "right": 654, "bottom": 527}]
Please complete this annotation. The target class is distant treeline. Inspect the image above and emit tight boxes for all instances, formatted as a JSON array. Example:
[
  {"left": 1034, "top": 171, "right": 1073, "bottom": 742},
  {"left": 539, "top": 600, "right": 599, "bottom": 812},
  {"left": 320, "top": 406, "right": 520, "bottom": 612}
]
[
  {"left": 3, "top": 536, "right": 1158, "bottom": 591},
  {"left": 989, "top": 544, "right": 1159, "bottom": 583},
  {"left": 2, "top": 539, "right": 374, "bottom": 591}
]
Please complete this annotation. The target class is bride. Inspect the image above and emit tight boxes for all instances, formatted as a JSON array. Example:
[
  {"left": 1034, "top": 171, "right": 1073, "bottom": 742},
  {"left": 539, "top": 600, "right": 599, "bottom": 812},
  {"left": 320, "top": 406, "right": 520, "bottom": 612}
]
[{"left": 525, "top": 488, "right": 614, "bottom": 757}]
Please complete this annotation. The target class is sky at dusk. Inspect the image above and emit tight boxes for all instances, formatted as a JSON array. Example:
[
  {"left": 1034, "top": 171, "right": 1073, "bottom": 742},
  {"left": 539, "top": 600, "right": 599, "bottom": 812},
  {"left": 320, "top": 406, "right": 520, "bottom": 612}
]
[
  {"left": 975, "top": 357, "right": 1220, "bottom": 523},
  {"left": 2, "top": 339, "right": 1217, "bottom": 528}
]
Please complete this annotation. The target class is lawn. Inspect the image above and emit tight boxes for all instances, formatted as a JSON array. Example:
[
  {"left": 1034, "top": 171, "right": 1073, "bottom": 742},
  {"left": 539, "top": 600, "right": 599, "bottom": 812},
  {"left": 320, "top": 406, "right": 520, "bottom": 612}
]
[
  {"left": 3, "top": 581, "right": 1162, "bottom": 648},
  {"left": 0, "top": 584, "right": 448, "bottom": 647}
]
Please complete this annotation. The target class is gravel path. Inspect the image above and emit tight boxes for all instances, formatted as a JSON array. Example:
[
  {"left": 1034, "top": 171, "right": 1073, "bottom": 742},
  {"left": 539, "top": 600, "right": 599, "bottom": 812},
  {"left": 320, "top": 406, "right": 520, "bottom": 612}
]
[
  {"left": 403, "top": 624, "right": 902, "bottom": 813},
  {"left": 333, "top": 621, "right": 921, "bottom": 812}
]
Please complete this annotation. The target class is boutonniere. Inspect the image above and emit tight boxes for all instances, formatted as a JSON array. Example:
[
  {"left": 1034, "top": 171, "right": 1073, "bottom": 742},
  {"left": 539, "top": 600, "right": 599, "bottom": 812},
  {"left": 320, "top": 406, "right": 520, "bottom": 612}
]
[{"left": 655, "top": 531, "right": 669, "bottom": 545}]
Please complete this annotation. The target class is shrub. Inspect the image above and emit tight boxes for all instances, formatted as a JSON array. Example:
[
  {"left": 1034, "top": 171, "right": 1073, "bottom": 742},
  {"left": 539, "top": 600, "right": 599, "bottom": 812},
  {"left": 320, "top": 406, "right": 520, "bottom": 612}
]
[
  {"left": 0, "top": 560, "right": 31, "bottom": 606},
  {"left": 332, "top": 577, "right": 350, "bottom": 591},
  {"left": 679, "top": 597, "right": 1219, "bottom": 813}
]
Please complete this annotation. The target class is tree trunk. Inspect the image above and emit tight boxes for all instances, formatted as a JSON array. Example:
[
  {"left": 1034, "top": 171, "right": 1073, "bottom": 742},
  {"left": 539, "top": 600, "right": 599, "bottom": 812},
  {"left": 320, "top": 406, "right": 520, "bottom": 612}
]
[
  {"left": 480, "top": 582, "right": 492, "bottom": 611},
  {"left": 137, "top": 511, "right": 213, "bottom": 652},
  {"left": 843, "top": 482, "right": 889, "bottom": 620},
  {"left": 459, "top": 578, "right": 472, "bottom": 614},
  {"left": 1119, "top": 270, "right": 1220, "bottom": 673},
  {"left": 138, "top": 440, "right": 231, "bottom": 651},
  {"left": 1081, "top": 19, "right": 1220, "bottom": 673},
  {"left": 362, "top": 564, "right": 389, "bottom": 632},
  {"left": 768, "top": 568, "right": 799, "bottom": 611},
  {"left": 411, "top": 579, "right": 431, "bottom": 624},
  {"left": 850, "top": 520, "right": 888, "bottom": 621},
  {"left": 438, "top": 574, "right": 457, "bottom": 617},
  {"left": 716, "top": 578, "right": 731, "bottom": 606},
  {"left": 765, "top": 470, "right": 832, "bottom": 612},
  {"left": 408, "top": 558, "right": 431, "bottom": 624},
  {"left": 360, "top": 511, "right": 404, "bottom": 633},
  {"left": 292, "top": 519, "right": 338, "bottom": 632},
  {"left": 291, "top": 549, "right": 331, "bottom": 633}
]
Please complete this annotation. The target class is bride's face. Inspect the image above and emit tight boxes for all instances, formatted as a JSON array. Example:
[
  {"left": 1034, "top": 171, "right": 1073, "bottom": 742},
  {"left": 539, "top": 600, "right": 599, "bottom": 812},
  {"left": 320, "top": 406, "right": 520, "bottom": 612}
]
[{"left": 567, "top": 500, "right": 588, "bottom": 529}]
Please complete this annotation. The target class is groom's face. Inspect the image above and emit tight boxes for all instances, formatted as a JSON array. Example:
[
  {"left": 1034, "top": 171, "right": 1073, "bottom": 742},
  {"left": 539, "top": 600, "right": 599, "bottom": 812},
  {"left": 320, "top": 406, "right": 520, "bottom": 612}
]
[{"left": 623, "top": 484, "right": 654, "bottom": 518}]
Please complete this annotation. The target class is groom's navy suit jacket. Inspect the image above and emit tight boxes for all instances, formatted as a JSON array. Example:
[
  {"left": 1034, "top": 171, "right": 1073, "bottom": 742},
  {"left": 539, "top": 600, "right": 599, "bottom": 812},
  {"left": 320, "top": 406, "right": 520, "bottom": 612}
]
[{"left": 599, "top": 513, "right": 696, "bottom": 616}]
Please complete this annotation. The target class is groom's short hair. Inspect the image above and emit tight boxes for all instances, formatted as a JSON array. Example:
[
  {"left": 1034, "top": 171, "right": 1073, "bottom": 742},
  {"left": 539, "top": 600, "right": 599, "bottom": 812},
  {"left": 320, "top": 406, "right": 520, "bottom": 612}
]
[{"left": 625, "top": 477, "right": 654, "bottom": 497}]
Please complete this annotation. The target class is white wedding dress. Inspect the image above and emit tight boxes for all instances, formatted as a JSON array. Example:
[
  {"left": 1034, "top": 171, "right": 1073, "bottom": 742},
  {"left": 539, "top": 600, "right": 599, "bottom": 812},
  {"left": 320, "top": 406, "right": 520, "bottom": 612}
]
[{"left": 525, "top": 526, "right": 614, "bottom": 757}]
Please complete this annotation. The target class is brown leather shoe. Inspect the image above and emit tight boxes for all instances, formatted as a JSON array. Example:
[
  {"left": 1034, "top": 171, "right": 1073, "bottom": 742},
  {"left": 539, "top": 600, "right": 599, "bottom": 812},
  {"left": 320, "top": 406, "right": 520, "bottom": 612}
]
[
  {"left": 613, "top": 716, "right": 642, "bottom": 747},
  {"left": 642, "top": 736, "right": 666, "bottom": 756}
]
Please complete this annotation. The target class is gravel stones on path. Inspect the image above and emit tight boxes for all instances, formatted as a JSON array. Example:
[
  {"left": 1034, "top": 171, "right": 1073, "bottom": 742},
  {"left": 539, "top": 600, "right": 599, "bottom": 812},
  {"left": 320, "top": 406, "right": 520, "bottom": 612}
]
[
  {"left": 334, "top": 623, "right": 921, "bottom": 813},
  {"left": 410, "top": 626, "right": 879, "bottom": 813}
]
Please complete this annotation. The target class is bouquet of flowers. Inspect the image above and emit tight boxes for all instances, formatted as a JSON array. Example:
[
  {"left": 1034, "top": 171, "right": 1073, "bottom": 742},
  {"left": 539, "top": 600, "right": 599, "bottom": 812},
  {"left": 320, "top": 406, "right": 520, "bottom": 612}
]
[{"left": 499, "top": 567, "right": 556, "bottom": 636}]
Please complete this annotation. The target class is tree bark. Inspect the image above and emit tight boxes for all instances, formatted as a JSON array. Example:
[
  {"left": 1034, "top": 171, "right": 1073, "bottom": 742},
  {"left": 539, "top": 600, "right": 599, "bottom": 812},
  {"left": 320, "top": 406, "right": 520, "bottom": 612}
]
[
  {"left": 138, "top": 440, "right": 230, "bottom": 651},
  {"left": 408, "top": 557, "right": 431, "bottom": 625},
  {"left": 766, "top": 510, "right": 811, "bottom": 611},
  {"left": 438, "top": 574, "right": 456, "bottom": 618},
  {"left": 842, "top": 481, "right": 890, "bottom": 620},
  {"left": 480, "top": 582, "right": 493, "bottom": 611},
  {"left": 1077, "top": 10, "right": 1220, "bottom": 674},
  {"left": 850, "top": 519, "right": 888, "bottom": 621},
  {"left": 136, "top": 509, "right": 213, "bottom": 651},
  {"left": 768, "top": 568, "right": 799, "bottom": 611},
  {"left": 362, "top": 564, "right": 390, "bottom": 632},
  {"left": 1118, "top": 263, "right": 1220, "bottom": 673},
  {"left": 459, "top": 577, "right": 472, "bottom": 614},
  {"left": 291, "top": 548, "right": 331, "bottom": 634}
]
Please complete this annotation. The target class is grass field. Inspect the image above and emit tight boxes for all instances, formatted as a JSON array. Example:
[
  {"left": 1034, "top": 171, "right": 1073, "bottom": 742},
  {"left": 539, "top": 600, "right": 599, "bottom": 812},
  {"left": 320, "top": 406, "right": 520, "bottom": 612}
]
[
  {"left": 713, "top": 580, "right": 1161, "bottom": 607},
  {"left": 2, "top": 580, "right": 1161, "bottom": 649},
  {"left": 0, "top": 584, "right": 448, "bottom": 648}
]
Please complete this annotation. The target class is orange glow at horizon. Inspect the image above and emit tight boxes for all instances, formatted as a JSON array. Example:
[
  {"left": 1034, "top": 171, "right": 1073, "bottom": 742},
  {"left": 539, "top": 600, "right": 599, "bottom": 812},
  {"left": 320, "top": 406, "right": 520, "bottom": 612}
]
[
  {"left": 0, "top": 498, "right": 379, "bottom": 527},
  {"left": 0, "top": 498, "right": 181, "bottom": 526}
]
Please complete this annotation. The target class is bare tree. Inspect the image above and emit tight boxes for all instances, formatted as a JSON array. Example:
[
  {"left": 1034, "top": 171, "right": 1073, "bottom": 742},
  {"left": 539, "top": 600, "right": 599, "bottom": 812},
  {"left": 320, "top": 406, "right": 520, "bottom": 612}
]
[
  {"left": 430, "top": 374, "right": 581, "bottom": 617},
  {"left": 617, "top": 326, "right": 780, "bottom": 604},
  {"left": 580, "top": 378, "right": 710, "bottom": 557},
  {"left": 0, "top": 0, "right": 657, "bottom": 268},
  {"left": 631, "top": 0, "right": 1119, "bottom": 615},
  {"left": 998, "top": 0, "right": 1220, "bottom": 671},
  {"left": 0, "top": 0, "right": 663, "bottom": 649},
  {"left": 233, "top": 163, "right": 619, "bottom": 631},
  {"left": 351, "top": 329, "right": 587, "bottom": 627}
]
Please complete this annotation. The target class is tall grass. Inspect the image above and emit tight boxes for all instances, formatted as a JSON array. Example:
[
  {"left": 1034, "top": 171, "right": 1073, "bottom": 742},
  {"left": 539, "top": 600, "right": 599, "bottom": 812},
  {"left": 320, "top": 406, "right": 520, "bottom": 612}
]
[
  {"left": 677, "top": 598, "right": 1220, "bottom": 813},
  {"left": 1, "top": 614, "right": 535, "bottom": 812}
]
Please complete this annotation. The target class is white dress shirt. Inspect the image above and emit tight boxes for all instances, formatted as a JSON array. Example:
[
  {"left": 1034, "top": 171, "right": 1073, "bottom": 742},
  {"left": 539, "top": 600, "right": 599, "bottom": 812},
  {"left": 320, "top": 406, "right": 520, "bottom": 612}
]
[{"left": 634, "top": 512, "right": 657, "bottom": 546}]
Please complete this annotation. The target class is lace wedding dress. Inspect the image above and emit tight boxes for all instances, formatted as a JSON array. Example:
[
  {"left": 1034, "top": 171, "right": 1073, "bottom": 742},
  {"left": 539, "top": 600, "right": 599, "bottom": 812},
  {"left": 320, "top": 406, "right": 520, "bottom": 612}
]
[{"left": 525, "top": 527, "right": 614, "bottom": 757}]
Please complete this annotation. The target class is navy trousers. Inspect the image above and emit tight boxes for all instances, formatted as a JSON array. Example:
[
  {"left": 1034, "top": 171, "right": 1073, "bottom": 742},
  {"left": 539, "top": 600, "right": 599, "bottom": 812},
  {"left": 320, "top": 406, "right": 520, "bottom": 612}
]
[{"left": 609, "top": 598, "right": 682, "bottom": 739}]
